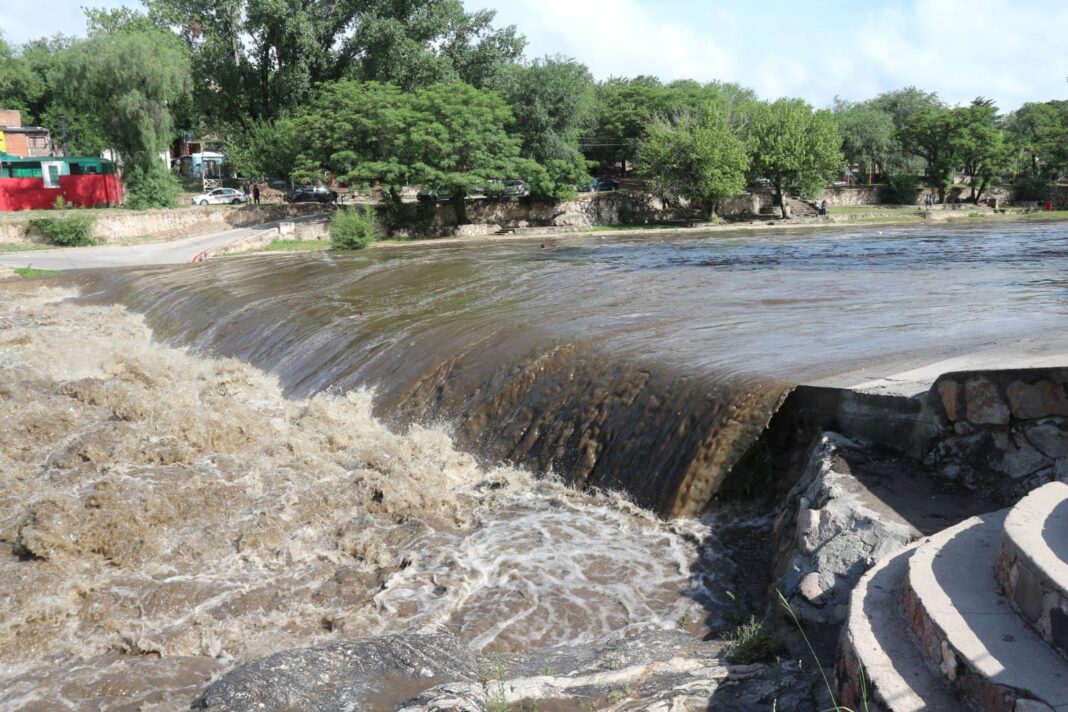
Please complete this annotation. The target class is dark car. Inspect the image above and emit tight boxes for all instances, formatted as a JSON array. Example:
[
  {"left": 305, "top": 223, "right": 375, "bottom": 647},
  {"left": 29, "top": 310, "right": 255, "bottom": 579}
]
[
  {"left": 416, "top": 187, "right": 452, "bottom": 202},
  {"left": 579, "top": 177, "right": 620, "bottom": 192},
  {"left": 284, "top": 185, "right": 337, "bottom": 203},
  {"left": 591, "top": 177, "right": 620, "bottom": 191}
]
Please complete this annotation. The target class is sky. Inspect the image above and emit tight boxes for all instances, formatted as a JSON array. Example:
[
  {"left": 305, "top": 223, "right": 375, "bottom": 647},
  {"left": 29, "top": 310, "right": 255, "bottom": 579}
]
[{"left": 2, "top": 0, "right": 1067, "bottom": 111}]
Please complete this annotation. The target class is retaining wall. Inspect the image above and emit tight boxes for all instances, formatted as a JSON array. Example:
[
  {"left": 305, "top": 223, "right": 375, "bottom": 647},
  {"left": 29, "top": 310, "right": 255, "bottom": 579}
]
[{"left": 0, "top": 203, "right": 330, "bottom": 246}]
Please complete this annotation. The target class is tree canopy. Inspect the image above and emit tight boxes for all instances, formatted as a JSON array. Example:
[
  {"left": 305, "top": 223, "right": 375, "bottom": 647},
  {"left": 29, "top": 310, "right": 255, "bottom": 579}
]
[{"left": 747, "top": 99, "right": 843, "bottom": 217}]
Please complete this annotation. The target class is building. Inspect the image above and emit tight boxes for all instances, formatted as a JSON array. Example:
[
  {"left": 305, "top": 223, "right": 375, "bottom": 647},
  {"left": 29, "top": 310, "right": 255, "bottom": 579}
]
[
  {"left": 0, "top": 109, "right": 55, "bottom": 158},
  {"left": 0, "top": 155, "right": 123, "bottom": 210}
]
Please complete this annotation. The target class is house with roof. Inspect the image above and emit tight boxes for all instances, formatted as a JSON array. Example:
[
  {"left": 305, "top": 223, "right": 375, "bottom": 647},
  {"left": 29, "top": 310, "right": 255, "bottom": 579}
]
[{"left": 0, "top": 109, "right": 123, "bottom": 210}]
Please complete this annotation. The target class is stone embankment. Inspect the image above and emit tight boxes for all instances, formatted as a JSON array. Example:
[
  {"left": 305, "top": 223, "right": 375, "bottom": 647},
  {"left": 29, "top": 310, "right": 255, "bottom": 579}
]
[{"left": 0, "top": 203, "right": 329, "bottom": 246}]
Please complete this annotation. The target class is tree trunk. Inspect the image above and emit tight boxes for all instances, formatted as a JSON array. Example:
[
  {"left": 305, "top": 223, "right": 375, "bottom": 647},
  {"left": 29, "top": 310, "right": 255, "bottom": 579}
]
[{"left": 776, "top": 183, "right": 787, "bottom": 219}]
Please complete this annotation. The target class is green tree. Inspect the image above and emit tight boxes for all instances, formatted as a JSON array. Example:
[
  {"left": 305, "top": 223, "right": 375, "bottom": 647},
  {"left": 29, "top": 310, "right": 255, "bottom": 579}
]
[
  {"left": 637, "top": 105, "right": 748, "bottom": 219},
  {"left": 833, "top": 99, "right": 896, "bottom": 183},
  {"left": 54, "top": 29, "right": 191, "bottom": 207},
  {"left": 897, "top": 105, "right": 959, "bottom": 202},
  {"left": 746, "top": 99, "right": 843, "bottom": 218},
  {"left": 496, "top": 56, "right": 594, "bottom": 198},
  {"left": 867, "top": 87, "right": 944, "bottom": 175},
  {"left": 145, "top": 0, "right": 524, "bottom": 127},
  {"left": 949, "top": 99, "right": 1012, "bottom": 203},
  {"left": 1004, "top": 100, "right": 1068, "bottom": 178}
]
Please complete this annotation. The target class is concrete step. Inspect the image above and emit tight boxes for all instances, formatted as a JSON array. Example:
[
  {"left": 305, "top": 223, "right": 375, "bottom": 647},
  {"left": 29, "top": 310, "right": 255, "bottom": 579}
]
[
  {"left": 998, "top": 481, "right": 1068, "bottom": 661},
  {"left": 904, "top": 512, "right": 1068, "bottom": 711},
  {"left": 836, "top": 544, "right": 965, "bottom": 711}
]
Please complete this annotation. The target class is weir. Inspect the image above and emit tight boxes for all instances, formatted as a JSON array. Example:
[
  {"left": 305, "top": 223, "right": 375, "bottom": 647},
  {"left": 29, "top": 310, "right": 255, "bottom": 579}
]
[{"left": 80, "top": 221, "right": 1068, "bottom": 516}]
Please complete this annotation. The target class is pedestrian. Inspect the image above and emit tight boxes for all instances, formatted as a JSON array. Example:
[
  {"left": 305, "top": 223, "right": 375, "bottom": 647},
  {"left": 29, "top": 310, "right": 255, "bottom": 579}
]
[
  {"left": 820, "top": 199, "right": 828, "bottom": 216},
  {"left": 243, "top": 182, "right": 251, "bottom": 204},
  {"left": 1046, "top": 199, "right": 1054, "bottom": 212},
  {"left": 253, "top": 184, "right": 260, "bottom": 205}
]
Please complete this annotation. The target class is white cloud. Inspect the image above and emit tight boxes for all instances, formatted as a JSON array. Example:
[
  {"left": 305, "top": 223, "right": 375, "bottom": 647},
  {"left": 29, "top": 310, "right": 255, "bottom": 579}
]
[{"left": 482, "top": 0, "right": 1068, "bottom": 111}]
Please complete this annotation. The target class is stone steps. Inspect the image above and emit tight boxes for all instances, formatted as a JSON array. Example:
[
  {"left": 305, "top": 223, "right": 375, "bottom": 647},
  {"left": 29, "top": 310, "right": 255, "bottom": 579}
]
[
  {"left": 837, "top": 481, "right": 1068, "bottom": 712},
  {"left": 998, "top": 482, "right": 1068, "bottom": 661},
  {"left": 837, "top": 544, "right": 965, "bottom": 712},
  {"left": 904, "top": 512, "right": 1068, "bottom": 711}
]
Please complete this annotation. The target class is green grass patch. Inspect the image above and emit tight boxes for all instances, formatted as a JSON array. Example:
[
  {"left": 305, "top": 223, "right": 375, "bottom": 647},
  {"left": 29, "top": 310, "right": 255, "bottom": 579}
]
[
  {"left": 845, "top": 215, "right": 924, "bottom": 224},
  {"left": 828, "top": 205, "right": 918, "bottom": 215},
  {"left": 726, "top": 615, "right": 784, "bottom": 664},
  {"left": 261, "top": 239, "right": 331, "bottom": 252},
  {"left": 0, "top": 243, "right": 50, "bottom": 253},
  {"left": 589, "top": 223, "right": 687, "bottom": 231},
  {"left": 1017, "top": 210, "right": 1068, "bottom": 221},
  {"left": 13, "top": 266, "right": 61, "bottom": 278}
]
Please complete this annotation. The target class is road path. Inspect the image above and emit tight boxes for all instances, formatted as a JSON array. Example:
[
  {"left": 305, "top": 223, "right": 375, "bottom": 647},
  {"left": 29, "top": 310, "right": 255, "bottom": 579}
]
[{"left": 0, "top": 213, "right": 328, "bottom": 270}]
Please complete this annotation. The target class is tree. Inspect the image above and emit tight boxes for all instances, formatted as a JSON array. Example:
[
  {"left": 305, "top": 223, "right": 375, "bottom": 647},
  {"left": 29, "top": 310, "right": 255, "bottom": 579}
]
[
  {"left": 866, "top": 87, "right": 945, "bottom": 175},
  {"left": 496, "top": 56, "right": 595, "bottom": 198},
  {"left": 951, "top": 99, "right": 1011, "bottom": 203},
  {"left": 637, "top": 105, "right": 748, "bottom": 219},
  {"left": 144, "top": 0, "right": 524, "bottom": 127},
  {"left": 404, "top": 82, "right": 535, "bottom": 223},
  {"left": 54, "top": 29, "right": 191, "bottom": 207},
  {"left": 833, "top": 99, "right": 896, "bottom": 183},
  {"left": 1005, "top": 100, "right": 1068, "bottom": 178},
  {"left": 747, "top": 99, "right": 843, "bottom": 218},
  {"left": 296, "top": 80, "right": 536, "bottom": 223},
  {"left": 896, "top": 106, "right": 959, "bottom": 202}
]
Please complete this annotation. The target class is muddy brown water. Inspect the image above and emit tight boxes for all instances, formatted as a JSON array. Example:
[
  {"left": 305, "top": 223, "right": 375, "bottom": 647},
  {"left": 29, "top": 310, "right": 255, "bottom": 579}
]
[{"left": 4, "top": 222, "right": 1068, "bottom": 709}]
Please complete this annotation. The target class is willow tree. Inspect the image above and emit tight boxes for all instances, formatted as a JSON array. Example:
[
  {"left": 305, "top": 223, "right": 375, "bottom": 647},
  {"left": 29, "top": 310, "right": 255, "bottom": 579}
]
[{"left": 55, "top": 29, "right": 191, "bottom": 207}]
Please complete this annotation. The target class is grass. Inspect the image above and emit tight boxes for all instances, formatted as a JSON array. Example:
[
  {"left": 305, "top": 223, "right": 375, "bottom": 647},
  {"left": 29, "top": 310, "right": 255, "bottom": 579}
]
[
  {"left": 0, "top": 243, "right": 50, "bottom": 253},
  {"left": 843, "top": 215, "right": 924, "bottom": 224},
  {"left": 589, "top": 223, "right": 690, "bottom": 231},
  {"left": 13, "top": 266, "right": 60, "bottom": 278},
  {"left": 260, "top": 239, "right": 331, "bottom": 252},
  {"left": 726, "top": 615, "right": 784, "bottom": 664},
  {"left": 827, "top": 205, "right": 918, "bottom": 215},
  {"left": 1017, "top": 210, "right": 1068, "bottom": 221}
]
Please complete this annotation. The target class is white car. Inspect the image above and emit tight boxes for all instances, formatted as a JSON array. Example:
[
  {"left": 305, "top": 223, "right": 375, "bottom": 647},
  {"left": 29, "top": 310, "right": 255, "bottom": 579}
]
[{"left": 192, "top": 187, "right": 246, "bottom": 205}]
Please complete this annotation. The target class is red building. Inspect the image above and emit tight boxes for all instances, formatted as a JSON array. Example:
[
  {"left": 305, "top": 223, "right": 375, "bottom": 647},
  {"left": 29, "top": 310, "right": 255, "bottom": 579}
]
[{"left": 0, "top": 156, "right": 123, "bottom": 210}]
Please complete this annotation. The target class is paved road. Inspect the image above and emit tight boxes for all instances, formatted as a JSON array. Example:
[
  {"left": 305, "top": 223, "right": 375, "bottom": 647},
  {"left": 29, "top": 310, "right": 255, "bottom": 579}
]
[{"left": 0, "top": 213, "right": 329, "bottom": 270}]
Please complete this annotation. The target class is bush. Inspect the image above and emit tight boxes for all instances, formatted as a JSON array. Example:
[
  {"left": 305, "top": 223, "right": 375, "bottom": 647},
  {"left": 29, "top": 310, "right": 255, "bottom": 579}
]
[
  {"left": 1015, "top": 173, "right": 1055, "bottom": 202},
  {"left": 880, "top": 174, "right": 921, "bottom": 205},
  {"left": 726, "top": 616, "right": 784, "bottom": 664},
  {"left": 330, "top": 206, "right": 378, "bottom": 250},
  {"left": 29, "top": 214, "right": 97, "bottom": 246},
  {"left": 124, "top": 163, "right": 182, "bottom": 209}
]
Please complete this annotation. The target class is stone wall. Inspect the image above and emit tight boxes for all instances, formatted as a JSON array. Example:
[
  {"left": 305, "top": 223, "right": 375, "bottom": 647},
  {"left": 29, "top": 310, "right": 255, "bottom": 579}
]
[
  {"left": 926, "top": 369, "right": 1068, "bottom": 500},
  {"left": 0, "top": 203, "right": 329, "bottom": 246}
]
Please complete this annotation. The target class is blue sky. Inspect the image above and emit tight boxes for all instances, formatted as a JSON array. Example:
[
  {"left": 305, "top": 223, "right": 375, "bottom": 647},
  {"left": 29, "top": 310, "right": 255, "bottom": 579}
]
[{"left": 2, "top": 0, "right": 1066, "bottom": 111}]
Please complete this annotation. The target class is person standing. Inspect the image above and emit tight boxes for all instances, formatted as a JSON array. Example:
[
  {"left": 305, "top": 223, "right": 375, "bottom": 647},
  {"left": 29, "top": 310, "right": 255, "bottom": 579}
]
[
  {"left": 253, "top": 184, "right": 260, "bottom": 205},
  {"left": 243, "top": 182, "right": 251, "bottom": 204}
]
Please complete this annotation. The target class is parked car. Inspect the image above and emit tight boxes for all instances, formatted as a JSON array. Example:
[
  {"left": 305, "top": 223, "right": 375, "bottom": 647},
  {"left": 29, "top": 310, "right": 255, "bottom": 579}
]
[
  {"left": 502, "top": 179, "right": 530, "bottom": 197},
  {"left": 590, "top": 177, "right": 620, "bottom": 192},
  {"left": 284, "top": 185, "right": 337, "bottom": 203},
  {"left": 192, "top": 187, "right": 245, "bottom": 205},
  {"left": 578, "top": 177, "right": 620, "bottom": 192},
  {"left": 416, "top": 187, "right": 453, "bottom": 202}
]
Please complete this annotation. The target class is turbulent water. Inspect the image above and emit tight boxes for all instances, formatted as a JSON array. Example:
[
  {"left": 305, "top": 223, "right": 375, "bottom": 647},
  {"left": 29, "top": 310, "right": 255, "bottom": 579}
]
[
  {"left": 83, "top": 220, "right": 1068, "bottom": 516},
  {"left": 0, "top": 289, "right": 720, "bottom": 710},
  {"left": 5, "top": 221, "right": 1068, "bottom": 709}
]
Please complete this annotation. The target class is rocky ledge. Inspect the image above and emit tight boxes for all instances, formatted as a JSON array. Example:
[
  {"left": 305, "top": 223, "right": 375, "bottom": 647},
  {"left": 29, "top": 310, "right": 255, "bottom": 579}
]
[{"left": 191, "top": 629, "right": 820, "bottom": 711}]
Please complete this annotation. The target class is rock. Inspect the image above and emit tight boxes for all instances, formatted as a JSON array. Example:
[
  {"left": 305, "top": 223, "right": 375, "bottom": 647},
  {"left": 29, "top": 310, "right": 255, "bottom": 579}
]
[
  {"left": 992, "top": 433, "right": 1050, "bottom": 479},
  {"left": 1025, "top": 422, "right": 1068, "bottom": 459},
  {"left": 192, "top": 629, "right": 820, "bottom": 712},
  {"left": 965, "top": 377, "right": 1010, "bottom": 425},
  {"left": 191, "top": 634, "right": 481, "bottom": 711},
  {"left": 799, "top": 572, "right": 825, "bottom": 604},
  {"left": 937, "top": 380, "right": 960, "bottom": 421},
  {"left": 1006, "top": 380, "right": 1068, "bottom": 420},
  {"left": 773, "top": 434, "right": 914, "bottom": 626}
]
